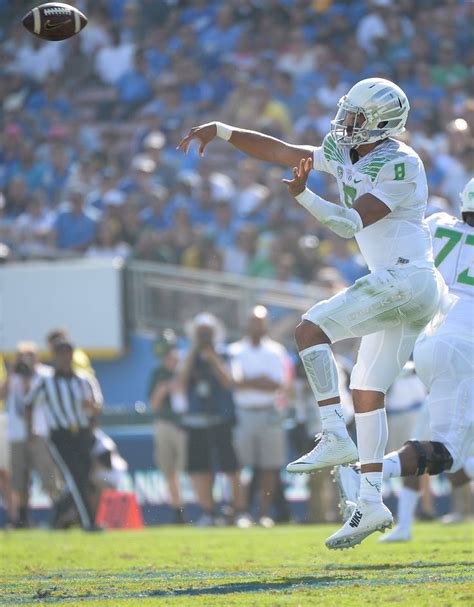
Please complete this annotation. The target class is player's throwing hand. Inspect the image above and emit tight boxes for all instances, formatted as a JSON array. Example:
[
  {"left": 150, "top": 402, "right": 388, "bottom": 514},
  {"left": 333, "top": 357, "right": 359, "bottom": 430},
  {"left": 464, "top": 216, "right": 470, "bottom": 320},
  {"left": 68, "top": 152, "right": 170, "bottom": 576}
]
[
  {"left": 282, "top": 157, "right": 313, "bottom": 197},
  {"left": 176, "top": 122, "right": 217, "bottom": 156}
]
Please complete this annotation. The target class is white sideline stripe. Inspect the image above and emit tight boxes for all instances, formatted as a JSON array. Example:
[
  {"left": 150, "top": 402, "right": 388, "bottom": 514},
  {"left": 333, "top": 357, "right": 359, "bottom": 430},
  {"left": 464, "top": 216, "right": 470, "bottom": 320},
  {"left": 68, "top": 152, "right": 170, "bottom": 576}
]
[
  {"left": 33, "top": 8, "right": 40, "bottom": 34},
  {"left": 47, "top": 440, "right": 92, "bottom": 529},
  {"left": 74, "top": 11, "right": 80, "bottom": 33}
]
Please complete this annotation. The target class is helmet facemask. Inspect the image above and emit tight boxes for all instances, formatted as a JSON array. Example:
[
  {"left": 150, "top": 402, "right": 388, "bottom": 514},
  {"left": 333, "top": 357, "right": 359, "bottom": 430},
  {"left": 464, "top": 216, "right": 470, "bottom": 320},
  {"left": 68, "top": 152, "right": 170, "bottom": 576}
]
[
  {"left": 331, "top": 101, "right": 372, "bottom": 147},
  {"left": 331, "top": 82, "right": 409, "bottom": 148}
]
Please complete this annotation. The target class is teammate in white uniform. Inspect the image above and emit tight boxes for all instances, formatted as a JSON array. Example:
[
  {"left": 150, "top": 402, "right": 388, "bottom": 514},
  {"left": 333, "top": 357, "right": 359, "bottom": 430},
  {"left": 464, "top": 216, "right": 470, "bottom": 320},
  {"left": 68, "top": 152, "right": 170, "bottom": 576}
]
[
  {"left": 177, "top": 78, "right": 447, "bottom": 549},
  {"left": 334, "top": 177, "right": 474, "bottom": 539}
]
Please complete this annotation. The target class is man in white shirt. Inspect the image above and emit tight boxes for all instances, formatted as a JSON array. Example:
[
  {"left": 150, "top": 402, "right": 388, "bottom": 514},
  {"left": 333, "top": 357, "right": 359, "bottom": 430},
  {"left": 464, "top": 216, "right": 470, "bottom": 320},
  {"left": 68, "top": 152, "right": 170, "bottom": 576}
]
[
  {"left": 2, "top": 342, "right": 62, "bottom": 527},
  {"left": 229, "top": 306, "right": 289, "bottom": 528}
]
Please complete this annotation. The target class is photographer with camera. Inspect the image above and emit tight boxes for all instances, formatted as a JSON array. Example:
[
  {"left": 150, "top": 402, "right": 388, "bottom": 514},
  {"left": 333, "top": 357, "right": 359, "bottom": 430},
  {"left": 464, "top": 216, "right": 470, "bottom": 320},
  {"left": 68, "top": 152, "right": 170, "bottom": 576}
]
[
  {"left": 0, "top": 342, "right": 62, "bottom": 528},
  {"left": 178, "top": 313, "right": 241, "bottom": 526}
]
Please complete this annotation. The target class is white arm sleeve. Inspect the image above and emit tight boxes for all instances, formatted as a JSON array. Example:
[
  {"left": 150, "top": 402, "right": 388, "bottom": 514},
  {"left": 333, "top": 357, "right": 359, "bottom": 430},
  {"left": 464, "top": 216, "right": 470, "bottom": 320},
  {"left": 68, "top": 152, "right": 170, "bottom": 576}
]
[{"left": 295, "top": 188, "right": 363, "bottom": 239}]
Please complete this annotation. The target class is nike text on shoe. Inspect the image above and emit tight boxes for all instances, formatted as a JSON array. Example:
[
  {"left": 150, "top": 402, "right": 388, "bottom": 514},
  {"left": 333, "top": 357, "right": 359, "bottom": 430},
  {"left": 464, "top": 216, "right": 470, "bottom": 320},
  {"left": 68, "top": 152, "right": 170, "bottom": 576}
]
[
  {"left": 325, "top": 499, "right": 393, "bottom": 550},
  {"left": 286, "top": 432, "right": 358, "bottom": 474},
  {"left": 332, "top": 464, "right": 361, "bottom": 521},
  {"left": 378, "top": 525, "right": 411, "bottom": 543}
]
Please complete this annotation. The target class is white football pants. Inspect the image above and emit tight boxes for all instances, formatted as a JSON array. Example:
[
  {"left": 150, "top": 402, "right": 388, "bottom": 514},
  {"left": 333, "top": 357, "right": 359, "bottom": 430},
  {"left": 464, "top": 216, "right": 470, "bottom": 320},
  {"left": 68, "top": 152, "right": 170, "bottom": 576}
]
[
  {"left": 303, "top": 265, "right": 442, "bottom": 394},
  {"left": 413, "top": 330, "right": 474, "bottom": 472}
]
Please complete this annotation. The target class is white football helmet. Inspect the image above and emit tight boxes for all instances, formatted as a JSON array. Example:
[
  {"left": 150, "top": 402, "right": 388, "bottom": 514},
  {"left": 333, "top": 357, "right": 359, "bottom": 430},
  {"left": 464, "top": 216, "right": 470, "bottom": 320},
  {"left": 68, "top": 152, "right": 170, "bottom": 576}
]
[
  {"left": 460, "top": 177, "right": 474, "bottom": 214},
  {"left": 331, "top": 78, "right": 410, "bottom": 147}
]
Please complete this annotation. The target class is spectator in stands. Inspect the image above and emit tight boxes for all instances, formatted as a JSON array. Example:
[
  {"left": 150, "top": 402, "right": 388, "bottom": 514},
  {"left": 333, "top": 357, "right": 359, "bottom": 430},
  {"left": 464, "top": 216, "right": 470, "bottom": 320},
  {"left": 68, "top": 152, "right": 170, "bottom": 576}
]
[
  {"left": 4, "top": 176, "right": 29, "bottom": 219},
  {"left": 178, "top": 313, "right": 241, "bottom": 526},
  {"left": 221, "top": 223, "right": 256, "bottom": 276},
  {"left": 44, "top": 144, "right": 74, "bottom": 206},
  {"left": 116, "top": 49, "right": 153, "bottom": 119},
  {"left": 13, "top": 192, "right": 55, "bottom": 259},
  {"left": 182, "top": 229, "right": 222, "bottom": 272},
  {"left": 141, "top": 130, "right": 176, "bottom": 189},
  {"left": 86, "top": 220, "right": 131, "bottom": 260},
  {"left": 54, "top": 187, "right": 97, "bottom": 253},
  {"left": 277, "top": 27, "right": 318, "bottom": 77},
  {"left": 94, "top": 25, "right": 135, "bottom": 85},
  {"left": 149, "top": 330, "right": 187, "bottom": 524},
  {"left": 431, "top": 41, "right": 469, "bottom": 88},
  {"left": 272, "top": 70, "right": 307, "bottom": 120},
  {"left": 233, "top": 158, "right": 269, "bottom": 222},
  {"left": 229, "top": 305, "right": 289, "bottom": 528}
]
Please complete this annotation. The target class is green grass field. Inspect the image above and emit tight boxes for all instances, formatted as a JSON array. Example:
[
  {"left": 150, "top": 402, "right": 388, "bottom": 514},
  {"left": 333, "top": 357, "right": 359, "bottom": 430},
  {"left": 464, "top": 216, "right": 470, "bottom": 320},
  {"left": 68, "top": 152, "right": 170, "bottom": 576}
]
[{"left": 1, "top": 523, "right": 473, "bottom": 607}]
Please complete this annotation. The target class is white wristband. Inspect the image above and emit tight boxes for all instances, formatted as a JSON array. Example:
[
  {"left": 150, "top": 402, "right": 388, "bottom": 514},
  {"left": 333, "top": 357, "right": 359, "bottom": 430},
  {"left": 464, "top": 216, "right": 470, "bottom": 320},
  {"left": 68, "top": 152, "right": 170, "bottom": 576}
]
[{"left": 215, "top": 122, "right": 233, "bottom": 141}]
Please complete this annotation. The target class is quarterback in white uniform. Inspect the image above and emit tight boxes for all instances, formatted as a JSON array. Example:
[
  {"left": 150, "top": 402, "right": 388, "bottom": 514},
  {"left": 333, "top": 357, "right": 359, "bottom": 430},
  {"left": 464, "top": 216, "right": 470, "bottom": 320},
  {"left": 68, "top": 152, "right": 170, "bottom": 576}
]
[
  {"left": 334, "top": 177, "right": 474, "bottom": 540},
  {"left": 178, "top": 78, "right": 447, "bottom": 549}
]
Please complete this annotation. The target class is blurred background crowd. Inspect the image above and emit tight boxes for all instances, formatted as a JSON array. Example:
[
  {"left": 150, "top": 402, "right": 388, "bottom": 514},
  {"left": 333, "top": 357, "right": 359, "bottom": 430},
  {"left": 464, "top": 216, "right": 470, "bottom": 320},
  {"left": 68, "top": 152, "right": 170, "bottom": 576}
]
[
  {"left": 0, "top": 0, "right": 472, "bottom": 529},
  {"left": 0, "top": 0, "right": 472, "bottom": 289}
]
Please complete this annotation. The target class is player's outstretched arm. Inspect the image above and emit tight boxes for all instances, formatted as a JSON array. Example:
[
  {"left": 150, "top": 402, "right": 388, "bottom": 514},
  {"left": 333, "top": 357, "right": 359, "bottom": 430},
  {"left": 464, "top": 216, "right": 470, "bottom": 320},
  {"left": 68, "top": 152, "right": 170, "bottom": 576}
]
[
  {"left": 283, "top": 157, "right": 391, "bottom": 238},
  {"left": 177, "top": 121, "right": 313, "bottom": 168}
]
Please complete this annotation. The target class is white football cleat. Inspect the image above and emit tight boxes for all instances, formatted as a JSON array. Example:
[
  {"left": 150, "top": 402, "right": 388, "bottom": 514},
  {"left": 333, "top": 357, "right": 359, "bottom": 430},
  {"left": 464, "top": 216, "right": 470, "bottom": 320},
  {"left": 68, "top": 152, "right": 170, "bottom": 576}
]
[
  {"left": 332, "top": 464, "right": 361, "bottom": 521},
  {"left": 378, "top": 524, "right": 411, "bottom": 543},
  {"left": 286, "top": 432, "right": 358, "bottom": 474},
  {"left": 325, "top": 499, "right": 393, "bottom": 550}
]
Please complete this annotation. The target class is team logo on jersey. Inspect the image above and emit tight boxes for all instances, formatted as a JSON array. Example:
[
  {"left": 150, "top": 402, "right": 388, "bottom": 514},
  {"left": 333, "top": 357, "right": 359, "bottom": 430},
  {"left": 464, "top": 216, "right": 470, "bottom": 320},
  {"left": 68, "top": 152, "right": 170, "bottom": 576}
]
[{"left": 337, "top": 166, "right": 343, "bottom": 179}]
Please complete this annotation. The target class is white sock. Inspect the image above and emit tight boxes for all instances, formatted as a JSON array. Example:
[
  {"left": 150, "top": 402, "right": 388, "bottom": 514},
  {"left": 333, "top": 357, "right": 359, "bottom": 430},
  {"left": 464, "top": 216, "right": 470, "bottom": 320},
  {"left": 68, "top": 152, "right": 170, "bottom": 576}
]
[
  {"left": 383, "top": 452, "right": 402, "bottom": 480},
  {"left": 319, "top": 404, "right": 349, "bottom": 438},
  {"left": 397, "top": 486, "right": 419, "bottom": 530},
  {"left": 463, "top": 455, "right": 474, "bottom": 480},
  {"left": 355, "top": 409, "right": 388, "bottom": 464},
  {"left": 360, "top": 471, "right": 383, "bottom": 503}
]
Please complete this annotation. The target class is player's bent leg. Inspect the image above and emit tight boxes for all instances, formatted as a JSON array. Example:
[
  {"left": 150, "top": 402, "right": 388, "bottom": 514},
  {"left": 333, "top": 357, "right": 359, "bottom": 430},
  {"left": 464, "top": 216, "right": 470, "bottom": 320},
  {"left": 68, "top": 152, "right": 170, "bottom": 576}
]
[
  {"left": 327, "top": 388, "right": 393, "bottom": 550},
  {"left": 287, "top": 321, "right": 358, "bottom": 474}
]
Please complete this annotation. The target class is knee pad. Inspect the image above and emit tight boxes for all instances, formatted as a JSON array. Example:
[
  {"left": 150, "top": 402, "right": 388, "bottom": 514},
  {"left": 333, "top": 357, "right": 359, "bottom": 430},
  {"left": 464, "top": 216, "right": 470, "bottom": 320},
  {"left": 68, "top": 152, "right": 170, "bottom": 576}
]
[
  {"left": 404, "top": 440, "right": 453, "bottom": 476},
  {"left": 299, "top": 343, "right": 339, "bottom": 401}
]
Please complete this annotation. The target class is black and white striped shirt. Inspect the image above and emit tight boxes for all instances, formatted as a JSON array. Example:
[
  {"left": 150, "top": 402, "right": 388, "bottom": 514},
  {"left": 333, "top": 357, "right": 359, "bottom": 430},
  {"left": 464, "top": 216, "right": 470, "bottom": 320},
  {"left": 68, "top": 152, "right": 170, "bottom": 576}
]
[{"left": 26, "top": 371, "right": 103, "bottom": 432}]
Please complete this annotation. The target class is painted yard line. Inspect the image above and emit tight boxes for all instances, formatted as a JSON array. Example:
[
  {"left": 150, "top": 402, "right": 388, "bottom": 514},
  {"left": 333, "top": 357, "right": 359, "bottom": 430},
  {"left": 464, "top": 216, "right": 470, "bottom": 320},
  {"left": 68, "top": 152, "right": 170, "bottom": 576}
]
[
  {"left": 3, "top": 572, "right": 473, "bottom": 605},
  {"left": 4, "top": 559, "right": 472, "bottom": 582}
]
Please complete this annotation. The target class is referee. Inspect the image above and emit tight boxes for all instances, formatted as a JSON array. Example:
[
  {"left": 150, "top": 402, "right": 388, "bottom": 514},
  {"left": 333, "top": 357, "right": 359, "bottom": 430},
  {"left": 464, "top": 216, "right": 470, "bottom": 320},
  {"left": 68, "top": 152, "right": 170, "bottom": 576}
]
[{"left": 26, "top": 337, "right": 103, "bottom": 531}]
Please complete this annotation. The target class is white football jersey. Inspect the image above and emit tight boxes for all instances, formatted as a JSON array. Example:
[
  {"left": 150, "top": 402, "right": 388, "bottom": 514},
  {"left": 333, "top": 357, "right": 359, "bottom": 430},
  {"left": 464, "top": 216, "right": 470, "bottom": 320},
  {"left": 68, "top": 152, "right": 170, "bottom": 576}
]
[
  {"left": 312, "top": 134, "right": 433, "bottom": 272},
  {"left": 426, "top": 212, "right": 474, "bottom": 335}
]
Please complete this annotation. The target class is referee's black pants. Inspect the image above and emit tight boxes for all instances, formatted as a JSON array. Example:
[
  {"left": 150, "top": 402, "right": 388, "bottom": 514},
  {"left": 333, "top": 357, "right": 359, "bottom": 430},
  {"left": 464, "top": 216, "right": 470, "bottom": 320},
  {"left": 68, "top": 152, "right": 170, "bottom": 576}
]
[{"left": 48, "top": 428, "right": 95, "bottom": 530}]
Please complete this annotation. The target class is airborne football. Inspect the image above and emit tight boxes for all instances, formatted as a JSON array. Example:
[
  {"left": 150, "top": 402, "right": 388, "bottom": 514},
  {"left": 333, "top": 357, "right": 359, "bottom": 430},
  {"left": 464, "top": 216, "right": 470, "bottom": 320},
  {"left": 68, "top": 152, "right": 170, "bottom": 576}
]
[
  {"left": 22, "top": 3, "right": 87, "bottom": 41},
  {"left": 1, "top": 1, "right": 472, "bottom": 606}
]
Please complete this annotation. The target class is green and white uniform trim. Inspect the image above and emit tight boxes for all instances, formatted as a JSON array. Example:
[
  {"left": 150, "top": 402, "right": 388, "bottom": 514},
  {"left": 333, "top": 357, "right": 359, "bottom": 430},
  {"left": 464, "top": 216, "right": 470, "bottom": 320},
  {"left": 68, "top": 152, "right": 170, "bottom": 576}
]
[
  {"left": 426, "top": 212, "right": 474, "bottom": 334},
  {"left": 314, "top": 133, "right": 434, "bottom": 272}
]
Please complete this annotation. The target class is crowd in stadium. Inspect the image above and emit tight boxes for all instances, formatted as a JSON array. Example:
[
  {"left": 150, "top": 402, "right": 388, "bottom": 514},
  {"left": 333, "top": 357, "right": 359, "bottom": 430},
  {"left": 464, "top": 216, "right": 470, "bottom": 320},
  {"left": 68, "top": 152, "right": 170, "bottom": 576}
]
[{"left": 0, "top": 0, "right": 472, "bottom": 291}]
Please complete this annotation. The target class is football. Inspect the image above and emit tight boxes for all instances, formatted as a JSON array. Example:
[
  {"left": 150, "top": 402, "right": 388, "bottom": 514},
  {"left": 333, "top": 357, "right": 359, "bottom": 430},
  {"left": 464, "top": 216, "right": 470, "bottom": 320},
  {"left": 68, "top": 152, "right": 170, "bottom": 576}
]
[{"left": 22, "top": 2, "right": 87, "bottom": 41}]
